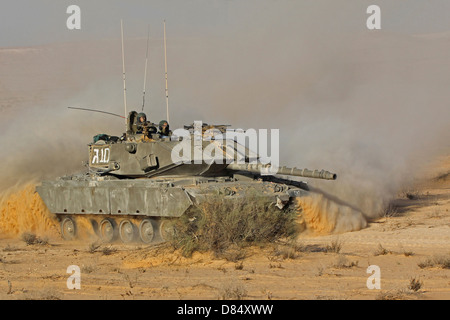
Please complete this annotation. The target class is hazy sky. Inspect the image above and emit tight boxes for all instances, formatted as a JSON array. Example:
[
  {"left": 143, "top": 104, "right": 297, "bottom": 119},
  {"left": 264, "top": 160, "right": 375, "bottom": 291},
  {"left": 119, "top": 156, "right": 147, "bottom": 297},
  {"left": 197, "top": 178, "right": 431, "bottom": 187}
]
[{"left": 1, "top": 0, "right": 450, "bottom": 47}]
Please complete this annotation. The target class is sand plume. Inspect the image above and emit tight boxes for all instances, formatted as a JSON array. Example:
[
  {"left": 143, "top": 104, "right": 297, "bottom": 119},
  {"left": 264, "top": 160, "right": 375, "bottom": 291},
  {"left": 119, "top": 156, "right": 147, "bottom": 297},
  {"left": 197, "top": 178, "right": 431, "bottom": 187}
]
[
  {"left": 295, "top": 192, "right": 367, "bottom": 235},
  {"left": 0, "top": 183, "right": 59, "bottom": 238}
]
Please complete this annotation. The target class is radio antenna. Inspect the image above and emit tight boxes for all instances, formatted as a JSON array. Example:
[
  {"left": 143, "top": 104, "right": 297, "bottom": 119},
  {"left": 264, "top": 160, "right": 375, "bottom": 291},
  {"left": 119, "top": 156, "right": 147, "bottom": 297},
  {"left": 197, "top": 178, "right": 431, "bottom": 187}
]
[
  {"left": 68, "top": 107, "right": 126, "bottom": 119},
  {"left": 142, "top": 25, "right": 150, "bottom": 112},
  {"left": 163, "top": 20, "right": 170, "bottom": 123},
  {"left": 121, "top": 19, "right": 127, "bottom": 123}
]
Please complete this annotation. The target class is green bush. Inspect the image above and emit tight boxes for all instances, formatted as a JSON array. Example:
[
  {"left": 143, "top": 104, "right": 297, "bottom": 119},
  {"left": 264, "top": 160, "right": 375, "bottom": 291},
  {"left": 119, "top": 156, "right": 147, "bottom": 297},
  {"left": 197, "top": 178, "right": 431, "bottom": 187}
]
[{"left": 169, "top": 193, "right": 298, "bottom": 257}]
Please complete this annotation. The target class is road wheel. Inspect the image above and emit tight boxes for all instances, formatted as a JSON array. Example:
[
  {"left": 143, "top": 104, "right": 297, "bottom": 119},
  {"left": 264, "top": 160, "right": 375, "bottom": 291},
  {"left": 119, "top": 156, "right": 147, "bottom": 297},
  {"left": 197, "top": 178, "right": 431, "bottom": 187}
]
[
  {"left": 119, "top": 219, "right": 136, "bottom": 243},
  {"left": 159, "top": 219, "right": 175, "bottom": 242},
  {"left": 61, "top": 217, "right": 77, "bottom": 240},
  {"left": 139, "top": 219, "right": 155, "bottom": 244},
  {"left": 99, "top": 218, "right": 116, "bottom": 242}
]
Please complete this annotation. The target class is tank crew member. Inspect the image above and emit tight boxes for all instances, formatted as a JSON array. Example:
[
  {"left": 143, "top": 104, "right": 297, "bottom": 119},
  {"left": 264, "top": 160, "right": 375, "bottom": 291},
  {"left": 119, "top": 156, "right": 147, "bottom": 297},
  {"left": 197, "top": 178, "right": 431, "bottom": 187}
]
[
  {"left": 158, "top": 120, "right": 172, "bottom": 138},
  {"left": 137, "top": 112, "right": 147, "bottom": 125},
  {"left": 136, "top": 112, "right": 157, "bottom": 136}
]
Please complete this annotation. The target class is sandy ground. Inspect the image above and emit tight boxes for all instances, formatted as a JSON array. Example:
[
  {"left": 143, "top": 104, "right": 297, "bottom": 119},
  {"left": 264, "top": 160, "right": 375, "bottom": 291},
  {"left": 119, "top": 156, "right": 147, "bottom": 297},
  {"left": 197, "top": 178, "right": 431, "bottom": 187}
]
[{"left": 0, "top": 156, "right": 448, "bottom": 301}]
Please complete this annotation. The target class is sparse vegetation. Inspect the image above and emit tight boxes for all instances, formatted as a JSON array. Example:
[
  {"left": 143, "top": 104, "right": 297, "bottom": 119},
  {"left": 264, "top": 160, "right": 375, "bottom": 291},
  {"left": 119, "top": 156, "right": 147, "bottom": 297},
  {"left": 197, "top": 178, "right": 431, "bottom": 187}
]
[
  {"left": 316, "top": 265, "right": 324, "bottom": 277},
  {"left": 402, "top": 249, "right": 414, "bottom": 257},
  {"left": 7, "top": 280, "right": 12, "bottom": 294},
  {"left": 261, "top": 289, "right": 273, "bottom": 300},
  {"left": 377, "top": 277, "right": 424, "bottom": 300},
  {"left": 123, "top": 273, "right": 138, "bottom": 289},
  {"left": 268, "top": 262, "right": 283, "bottom": 269},
  {"left": 81, "top": 264, "right": 96, "bottom": 274},
  {"left": 101, "top": 245, "right": 117, "bottom": 256},
  {"left": 332, "top": 254, "right": 358, "bottom": 269},
  {"left": 373, "top": 244, "right": 392, "bottom": 256},
  {"left": 417, "top": 258, "right": 433, "bottom": 269},
  {"left": 88, "top": 242, "right": 101, "bottom": 253},
  {"left": 234, "top": 261, "right": 244, "bottom": 270},
  {"left": 383, "top": 203, "right": 399, "bottom": 218},
  {"left": 271, "top": 244, "right": 299, "bottom": 260},
  {"left": 21, "top": 232, "right": 48, "bottom": 246},
  {"left": 221, "top": 245, "right": 246, "bottom": 262},
  {"left": 376, "top": 289, "right": 409, "bottom": 300},
  {"left": 418, "top": 254, "right": 450, "bottom": 269},
  {"left": 325, "top": 239, "right": 343, "bottom": 253},
  {"left": 218, "top": 284, "right": 248, "bottom": 300},
  {"left": 25, "top": 288, "right": 61, "bottom": 300},
  {"left": 168, "top": 193, "right": 298, "bottom": 257},
  {"left": 3, "top": 244, "right": 19, "bottom": 252},
  {"left": 408, "top": 277, "right": 423, "bottom": 292},
  {"left": 402, "top": 189, "right": 422, "bottom": 200}
]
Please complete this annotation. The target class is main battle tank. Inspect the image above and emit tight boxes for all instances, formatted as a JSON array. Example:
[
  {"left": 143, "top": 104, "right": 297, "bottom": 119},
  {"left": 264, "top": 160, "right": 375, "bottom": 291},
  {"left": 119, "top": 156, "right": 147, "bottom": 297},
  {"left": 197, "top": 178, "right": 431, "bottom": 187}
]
[{"left": 36, "top": 111, "right": 337, "bottom": 243}]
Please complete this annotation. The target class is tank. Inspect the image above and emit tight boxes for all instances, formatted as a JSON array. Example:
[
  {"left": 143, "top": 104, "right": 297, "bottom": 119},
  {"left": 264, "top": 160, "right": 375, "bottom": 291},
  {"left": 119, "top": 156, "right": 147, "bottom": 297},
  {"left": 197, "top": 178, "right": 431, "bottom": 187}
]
[{"left": 36, "top": 111, "right": 337, "bottom": 243}]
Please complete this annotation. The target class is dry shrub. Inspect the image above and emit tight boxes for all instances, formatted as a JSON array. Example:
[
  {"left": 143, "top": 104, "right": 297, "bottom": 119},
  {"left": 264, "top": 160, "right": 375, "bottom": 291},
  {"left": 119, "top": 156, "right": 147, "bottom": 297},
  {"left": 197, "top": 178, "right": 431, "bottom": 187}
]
[
  {"left": 271, "top": 245, "right": 299, "bottom": 260},
  {"left": 373, "top": 244, "right": 392, "bottom": 256},
  {"left": 376, "top": 278, "right": 424, "bottom": 300},
  {"left": 418, "top": 254, "right": 450, "bottom": 269},
  {"left": 325, "top": 239, "right": 343, "bottom": 253},
  {"left": 408, "top": 277, "right": 423, "bottom": 292},
  {"left": 332, "top": 254, "right": 358, "bottom": 269},
  {"left": 168, "top": 193, "right": 297, "bottom": 257},
  {"left": 218, "top": 283, "right": 248, "bottom": 300},
  {"left": 376, "top": 290, "right": 408, "bottom": 300},
  {"left": 101, "top": 245, "right": 117, "bottom": 256},
  {"left": 88, "top": 241, "right": 101, "bottom": 253},
  {"left": 21, "top": 232, "right": 48, "bottom": 245}
]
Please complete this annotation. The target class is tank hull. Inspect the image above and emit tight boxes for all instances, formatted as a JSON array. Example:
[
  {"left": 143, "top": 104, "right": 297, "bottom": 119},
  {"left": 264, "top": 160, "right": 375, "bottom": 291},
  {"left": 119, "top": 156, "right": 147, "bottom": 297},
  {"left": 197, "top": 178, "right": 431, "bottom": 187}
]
[
  {"left": 36, "top": 179, "right": 193, "bottom": 218},
  {"left": 36, "top": 174, "right": 309, "bottom": 243},
  {"left": 36, "top": 175, "right": 308, "bottom": 217}
]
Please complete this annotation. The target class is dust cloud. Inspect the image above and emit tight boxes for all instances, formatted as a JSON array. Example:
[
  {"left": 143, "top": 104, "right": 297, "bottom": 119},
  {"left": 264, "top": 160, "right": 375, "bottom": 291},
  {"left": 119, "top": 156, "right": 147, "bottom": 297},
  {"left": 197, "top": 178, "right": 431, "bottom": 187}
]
[
  {"left": 1, "top": 2, "right": 449, "bottom": 237},
  {"left": 173, "top": 30, "right": 450, "bottom": 230},
  {"left": 282, "top": 32, "right": 450, "bottom": 223},
  {"left": 295, "top": 193, "right": 367, "bottom": 235},
  {"left": 0, "top": 183, "right": 59, "bottom": 238}
]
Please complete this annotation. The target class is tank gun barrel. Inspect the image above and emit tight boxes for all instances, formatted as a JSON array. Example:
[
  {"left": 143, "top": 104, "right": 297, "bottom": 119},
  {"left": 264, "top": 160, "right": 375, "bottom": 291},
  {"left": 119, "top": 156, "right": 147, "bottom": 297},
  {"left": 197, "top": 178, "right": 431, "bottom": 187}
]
[{"left": 227, "top": 163, "right": 337, "bottom": 180}]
